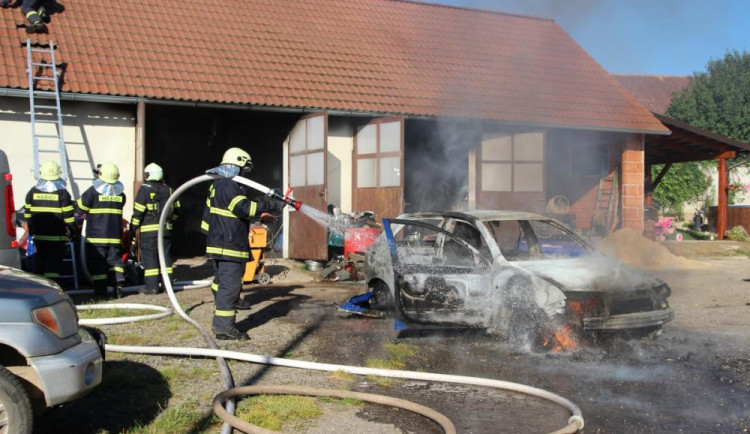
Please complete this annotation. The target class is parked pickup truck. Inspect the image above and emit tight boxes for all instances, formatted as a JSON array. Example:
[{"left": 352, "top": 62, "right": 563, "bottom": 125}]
[{"left": 0, "top": 266, "right": 103, "bottom": 434}]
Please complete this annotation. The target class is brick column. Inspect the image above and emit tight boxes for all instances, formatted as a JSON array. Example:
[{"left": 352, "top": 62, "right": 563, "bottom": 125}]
[{"left": 621, "top": 134, "right": 644, "bottom": 231}]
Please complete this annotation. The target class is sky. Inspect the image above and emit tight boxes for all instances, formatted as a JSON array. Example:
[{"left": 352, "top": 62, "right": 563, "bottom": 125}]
[{"left": 426, "top": 0, "right": 749, "bottom": 76}]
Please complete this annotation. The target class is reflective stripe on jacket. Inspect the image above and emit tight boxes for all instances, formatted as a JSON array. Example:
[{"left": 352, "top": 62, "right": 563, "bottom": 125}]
[
  {"left": 77, "top": 186, "right": 126, "bottom": 245},
  {"left": 205, "top": 178, "right": 260, "bottom": 262},
  {"left": 24, "top": 187, "right": 75, "bottom": 241},
  {"left": 130, "top": 182, "right": 179, "bottom": 237}
]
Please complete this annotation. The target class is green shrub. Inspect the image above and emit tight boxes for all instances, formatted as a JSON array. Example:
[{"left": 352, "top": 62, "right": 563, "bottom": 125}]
[{"left": 725, "top": 226, "right": 750, "bottom": 242}]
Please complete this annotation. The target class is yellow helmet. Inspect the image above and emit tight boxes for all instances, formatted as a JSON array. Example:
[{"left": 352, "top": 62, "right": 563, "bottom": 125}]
[
  {"left": 40, "top": 160, "right": 61, "bottom": 181},
  {"left": 144, "top": 162, "right": 163, "bottom": 181},
  {"left": 221, "top": 147, "right": 252, "bottom": 168},
  {"left": 98, "top": 162, "right": 120, "bottom": 184}
]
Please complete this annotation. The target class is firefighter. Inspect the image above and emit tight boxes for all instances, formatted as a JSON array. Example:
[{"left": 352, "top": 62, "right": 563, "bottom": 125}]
[
  {"left": 129, "top": 163, "right": 180, "bottom": 295},
  {"left": 23, "top": 160, "right": 75, "bottom": 281},
  {"left": 21, "top": 0, "right": 48, "bottom": 34},
  {"left": 77, "top": 162, "right": 127, "bottom": 298},
  {"left": 205, "top": 147, "right": 282, "bottom": 340}
]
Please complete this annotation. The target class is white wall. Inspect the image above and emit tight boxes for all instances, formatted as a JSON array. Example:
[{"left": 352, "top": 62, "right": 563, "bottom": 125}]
[
  {"left": 327, "top": 117, "right": 353, "bottom": 213},
  {"left": 0, "top": 96, "right": 136, "bottom": 218}
]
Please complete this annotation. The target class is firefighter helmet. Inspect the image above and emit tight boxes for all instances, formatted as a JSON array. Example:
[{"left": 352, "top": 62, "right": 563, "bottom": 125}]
[
  {"left": 98, "top": 162, "right": 120, "bottom": 184},
  {"left": 144, "top": 163, "right": 163, "bottom": 181},
  {"left": 221, "top": 147, "right": 252, "bottom": 168},
  {"left": 40, "top": 160, "right": 62, "bottom": 181}
]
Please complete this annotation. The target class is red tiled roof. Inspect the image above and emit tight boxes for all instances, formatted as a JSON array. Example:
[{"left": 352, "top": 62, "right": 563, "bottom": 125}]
[
  {"left": 614, "top": 74, "right": 690, "bottom": 114},
  {"left": 0, "top": 0, "right": 667, "bottom": 133}
]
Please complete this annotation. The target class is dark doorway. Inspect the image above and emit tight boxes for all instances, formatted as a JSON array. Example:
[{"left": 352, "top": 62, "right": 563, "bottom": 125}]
[{"left": 145, "top": 105, "right": 300, "bottom": 257}]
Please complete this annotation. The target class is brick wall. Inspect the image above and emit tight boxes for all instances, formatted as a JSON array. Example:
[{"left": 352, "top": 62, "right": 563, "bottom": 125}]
[{"left": 620, "top": 134, "right": 645, "bottom": 231}]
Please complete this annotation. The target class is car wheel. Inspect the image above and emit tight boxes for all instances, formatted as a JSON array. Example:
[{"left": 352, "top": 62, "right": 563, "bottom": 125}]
[
  {"left": 508, "top": 308, "right": 548, "bottom": 350},
  {"left": 369, "top": 280, "right": 394, "bottom": 310},
  {"left": 0, "top": 366, "right": 33, "bottom": 434}
]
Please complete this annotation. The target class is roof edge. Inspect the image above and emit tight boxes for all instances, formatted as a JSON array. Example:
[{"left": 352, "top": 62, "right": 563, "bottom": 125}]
[{"left": 392, "top": 0, "right": 554, "bottom": 22}]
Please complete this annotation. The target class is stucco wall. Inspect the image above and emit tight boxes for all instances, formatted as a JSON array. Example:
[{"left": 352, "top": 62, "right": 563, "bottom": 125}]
[
  {"left": 0, "top": 96, "right": 136, "bottom": 219},
  {"left": 327, "top": 117, "right": 353, "bottom": 213}
]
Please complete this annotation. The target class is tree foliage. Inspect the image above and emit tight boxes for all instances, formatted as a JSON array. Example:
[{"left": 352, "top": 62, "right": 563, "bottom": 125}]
[
  {"left": 667, "top": 50, "right": 750, "bottom": 143},
  {"left": 651, "top": 162, "right": 712, "bottom": 218},
  {"left": 651, "top": 51, "right": 749, "bottom": 218}
]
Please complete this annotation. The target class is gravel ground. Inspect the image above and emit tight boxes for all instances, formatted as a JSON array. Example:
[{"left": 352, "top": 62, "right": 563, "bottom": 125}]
[{"left": 33, "top": 244, "right": 750, "bottom": 433}]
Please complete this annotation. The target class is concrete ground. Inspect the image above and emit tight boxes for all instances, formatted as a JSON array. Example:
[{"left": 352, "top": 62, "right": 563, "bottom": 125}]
[{"left": 34, "top": 241, "right": 750, "bottom": 433}]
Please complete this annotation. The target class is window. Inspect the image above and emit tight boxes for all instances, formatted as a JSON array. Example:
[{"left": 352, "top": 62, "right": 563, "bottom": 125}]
[
  {"left": 356, "top": 120, "right": 403, "bottom": 188},
  {"left": 289, "top": 116, "right": 326, "bottom": 187},
  {"left": 570, "top": 144, "right": 608, "bottom": 177},
  {"left": 480, "top": 131, "right": 544, "bottom": 192}
]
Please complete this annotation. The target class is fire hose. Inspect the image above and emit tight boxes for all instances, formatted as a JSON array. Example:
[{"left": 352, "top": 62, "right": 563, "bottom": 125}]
[{"left": 77, "top": 174, "right": 584, "bottom": 433}]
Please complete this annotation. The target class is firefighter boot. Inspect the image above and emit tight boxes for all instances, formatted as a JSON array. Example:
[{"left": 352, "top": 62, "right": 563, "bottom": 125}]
[
  {"left": 114, "top": 283, "right": 124, "bottom": 299},
  {"left": 215, "top": 327, "right": 250, "bottom": 341},
  {"left": 234, "top": 296, "right": 252, "bottom": 310}
]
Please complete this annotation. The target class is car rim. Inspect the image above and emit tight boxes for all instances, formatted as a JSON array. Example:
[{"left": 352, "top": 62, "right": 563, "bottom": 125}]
[{"left": 0, "top": 399, "right": 8, "bottom": 434}]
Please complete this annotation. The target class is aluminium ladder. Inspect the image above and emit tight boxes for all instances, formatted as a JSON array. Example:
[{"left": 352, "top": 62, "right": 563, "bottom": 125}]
[{"left": 26, "top": 38, "right": 69, "bottom": 180}]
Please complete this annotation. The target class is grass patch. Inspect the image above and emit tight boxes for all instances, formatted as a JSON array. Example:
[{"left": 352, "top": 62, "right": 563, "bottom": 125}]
[
  {"left": 328, "top": 370, "right": 355, "bottom": 385},
  {"left": 385, "top": 342, "right": 417, "bottom": 362},
  {"left": 719, "top": 250, "right": 750, "bottom": 258},
  {"left": 236, "top": 395, "right": 323, "bottom": 431},
  {"left": 365, "top": 357, "right": 405, "bottom": 371},
  {"left": 127, "top": 402, "right": 203, "bottom": 434},
  {"left": 676, "top": 228, "right": 713, "bottom": 240},
  {"left": 105, "top": 330, "right": 154, "bottom": 346},
  {"left": 77, "top": 308, "right": 155, "bottom": 319}
]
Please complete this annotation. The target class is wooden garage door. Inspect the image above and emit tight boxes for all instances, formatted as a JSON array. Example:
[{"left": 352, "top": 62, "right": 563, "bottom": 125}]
[
  {"left": 352, "top": 117, "right": 404, "bottom": 219},
  {"left": 287, "top": 112, "right": 328, "bottom": 259}
]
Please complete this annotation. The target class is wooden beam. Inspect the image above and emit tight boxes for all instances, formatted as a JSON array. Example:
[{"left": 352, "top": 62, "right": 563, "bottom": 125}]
[
  {"left": 668, "top": 129, "right": 731, "bottom": 152},
  {"left": 651, "top": 162, "right": 673, "bottom": 191},
  {"left": 134, "top": 99, "right": 146, "bottom": 193},
  {"left": 715, "top": 151, "right": 736, "bottom": 160},
  {"left": 717, "top": 157, "right": 727, "bottom": 240}
]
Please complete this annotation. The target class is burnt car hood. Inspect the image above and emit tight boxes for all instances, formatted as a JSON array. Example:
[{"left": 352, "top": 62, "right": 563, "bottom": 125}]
[{"left": 511, "top": 256, "right": 665, "bottom": 293}]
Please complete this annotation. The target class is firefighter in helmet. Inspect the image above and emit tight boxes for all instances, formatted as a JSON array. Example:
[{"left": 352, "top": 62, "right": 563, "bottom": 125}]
[
  {"left": 130, "top": 163, "right": 180, "bottom": 295},
  {"left": 23, "top": 160, "right": 76, "bottom": 282},
  {"left": 205, "top": 147, "right": 283, "bottom": 340},
  {"left": 77, "top": 162, "right": 127, "bottom": 298}
]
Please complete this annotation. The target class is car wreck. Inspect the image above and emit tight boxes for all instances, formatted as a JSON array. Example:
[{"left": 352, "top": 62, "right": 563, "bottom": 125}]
[{"left": 358, "top": 211, "right": 674, "bottom": 344}]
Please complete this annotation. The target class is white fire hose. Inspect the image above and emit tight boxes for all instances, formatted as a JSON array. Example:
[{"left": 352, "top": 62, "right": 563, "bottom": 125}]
[{"left": 76, "top": 174, "right": 584, "bottom": 434}]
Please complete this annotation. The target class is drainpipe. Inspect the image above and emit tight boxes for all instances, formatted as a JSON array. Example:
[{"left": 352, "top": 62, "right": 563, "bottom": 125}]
[{"left": 717, "top": 156, "right": 727, "bottom": 240}]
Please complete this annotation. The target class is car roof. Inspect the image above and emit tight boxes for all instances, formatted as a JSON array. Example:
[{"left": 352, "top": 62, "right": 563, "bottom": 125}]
[{"left": 401, "top": 210, "right": 552, "bottom": 222}]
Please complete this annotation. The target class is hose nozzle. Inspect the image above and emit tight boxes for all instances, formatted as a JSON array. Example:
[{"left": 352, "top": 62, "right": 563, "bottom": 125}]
[{"left": 270, "top": 188, "right": 303, "bottom": 211}]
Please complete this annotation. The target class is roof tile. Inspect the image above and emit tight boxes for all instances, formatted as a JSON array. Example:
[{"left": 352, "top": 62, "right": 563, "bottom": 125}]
[{"left": 0, "top": 0, "right": 666, "bottom": 132}]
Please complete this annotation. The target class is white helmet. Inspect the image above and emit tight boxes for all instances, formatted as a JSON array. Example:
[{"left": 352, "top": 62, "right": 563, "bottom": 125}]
[{"left": 144, "top": 163, "right": 163, "bottom": 181}]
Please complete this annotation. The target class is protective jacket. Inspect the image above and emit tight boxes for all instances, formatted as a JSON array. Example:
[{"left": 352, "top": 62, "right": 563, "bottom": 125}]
[
  {"left": 24, "top": 187, "right": 75, "bottom": 242},
  {"left": 130, "top": 181, "right": 180, "bottom": 237},
  {"left": 205, "top": 178, "right": 264, "bottom": 262},
  {"left": 77, "top": 186, "right": 126, "bottom": 245}
]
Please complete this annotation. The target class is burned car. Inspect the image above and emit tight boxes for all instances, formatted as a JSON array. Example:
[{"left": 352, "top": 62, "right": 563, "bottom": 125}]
[{"left": 363, "top": 211, "right": 674, "bottom": 341}]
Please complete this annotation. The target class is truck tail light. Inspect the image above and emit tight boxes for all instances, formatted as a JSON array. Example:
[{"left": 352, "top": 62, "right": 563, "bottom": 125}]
[{"left": 4, "top": 177, "right": 16, "bottom": 239}]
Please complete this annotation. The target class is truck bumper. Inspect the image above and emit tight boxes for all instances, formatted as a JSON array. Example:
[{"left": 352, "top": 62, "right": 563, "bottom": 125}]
[
  {"left": 29, "top": 338, "right": 103, "bottom": 406},
  {"left": 583, "top": 308, "right": 674, "bottom": 331}
]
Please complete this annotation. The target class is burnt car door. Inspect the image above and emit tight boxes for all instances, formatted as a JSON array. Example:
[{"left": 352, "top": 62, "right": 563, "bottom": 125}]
[{"left": 383, "top": 218, "right": 493, "bottom": 327}]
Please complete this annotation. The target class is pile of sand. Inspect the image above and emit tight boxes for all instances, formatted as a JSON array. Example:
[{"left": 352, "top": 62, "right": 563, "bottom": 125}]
[{"left": 596, "top": 228, "right": 700, "bottom": 270}]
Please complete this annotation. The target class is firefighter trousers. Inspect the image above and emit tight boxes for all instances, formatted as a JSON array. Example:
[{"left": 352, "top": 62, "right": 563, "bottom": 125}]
[
  {"left": 211, "top": 259, "right": 244, "bottom": 334},
  {"left": 87, "top": 243, "right": 124, "bottom": 294},
  {"left": 140, "top": 235, "right": 172, "bottom": 291},
  {"left": 21, "top": 0, "right": 44, "bottom": 23},
  {"left": 34, "top": 240, "right": 65, "bottom": 281}
]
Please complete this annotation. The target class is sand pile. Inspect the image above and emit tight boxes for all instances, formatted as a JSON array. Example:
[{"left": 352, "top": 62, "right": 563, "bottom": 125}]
[{"left": 596, "top": 228, "right": 701, "bottom": 270}]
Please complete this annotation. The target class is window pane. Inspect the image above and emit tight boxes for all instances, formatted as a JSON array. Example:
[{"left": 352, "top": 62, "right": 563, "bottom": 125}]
[
  {"left": 513, "top": 162, "right": 544, "bottom": 192},
  {"left": 481, "top": 134, "right": 512, "bottom": 161},
  {"left": 290, "top": 155, "right": 306, "bottom": 187},
  {"left": 357, "top": 124, "right": 377, "bottom": 154},
  {"left": 307, "top": 151, "right": 325, "bottom": 185},
  {"left": 379, "top": 156, "right": 401, "bottom": 187},
  {"left": 481, "top": 163, "right": 511, "bottom": 191},
  {"left": 379, "top": 121, "right": 401, "bottom": 153},
  {"left": 357, "top": 158, "right": 377, "bottom": 188},
  {"left": 290, "top": 121, "right": 306, "bottom": 153},
  {"left": 514, "top": 132, "right": 544, "bottom": 161},
  {"left": 528, "top": 220, "right": 588, "bottom": 258},
  {"left": 307, "top": 116, "right": 325, "bottom": 150}
]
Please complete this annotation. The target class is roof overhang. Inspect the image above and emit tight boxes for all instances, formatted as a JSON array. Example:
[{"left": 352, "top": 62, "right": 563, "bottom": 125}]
[{"left": 645, "top": 113, "right": 750, "bottom": 165}]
